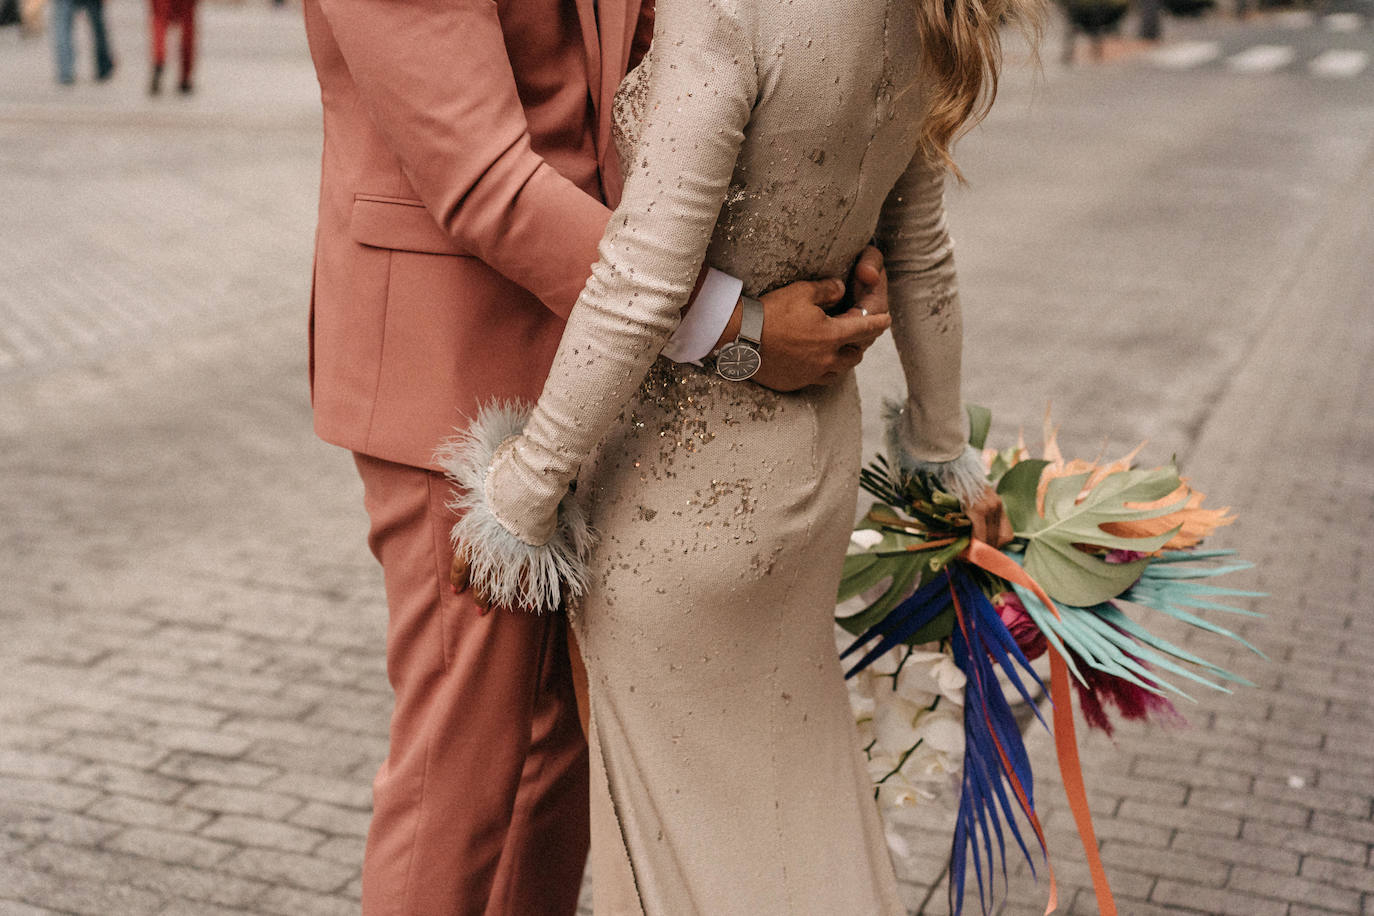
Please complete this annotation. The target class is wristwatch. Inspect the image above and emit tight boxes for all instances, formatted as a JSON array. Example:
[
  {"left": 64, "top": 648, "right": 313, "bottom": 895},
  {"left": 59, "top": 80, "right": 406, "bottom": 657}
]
[{"left": 715, "top": 295, "right": 764, "bottom": 382}]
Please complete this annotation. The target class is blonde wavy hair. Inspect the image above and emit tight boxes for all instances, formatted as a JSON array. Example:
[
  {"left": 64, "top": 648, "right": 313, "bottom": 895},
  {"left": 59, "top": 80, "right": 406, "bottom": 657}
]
[{"left": 916, "top": 0, "right": 1047, "bottom": 179}]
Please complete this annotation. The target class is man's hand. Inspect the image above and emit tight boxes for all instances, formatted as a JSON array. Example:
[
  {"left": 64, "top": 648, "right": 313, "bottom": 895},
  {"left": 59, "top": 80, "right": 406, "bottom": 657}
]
[
  {"left": 848, "top": 245, "right": 890, "bottom": 324},
  {"left": 708, "top": 245, "right": 892, "bottom": 392},
  {"left": 751, "top": 279, "right": 890, "bottom": 390}
]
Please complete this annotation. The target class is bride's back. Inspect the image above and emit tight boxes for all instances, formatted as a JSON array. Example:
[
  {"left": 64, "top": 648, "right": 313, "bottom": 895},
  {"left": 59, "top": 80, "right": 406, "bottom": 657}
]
[{"left": 617, "top": 0, "right": 931, "bottom": 295}]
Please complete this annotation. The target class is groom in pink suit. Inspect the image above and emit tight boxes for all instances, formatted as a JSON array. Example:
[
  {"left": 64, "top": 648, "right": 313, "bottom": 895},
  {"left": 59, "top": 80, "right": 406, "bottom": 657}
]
[{"left": 302, "top": 1, "right": 892, "bottom": 912}]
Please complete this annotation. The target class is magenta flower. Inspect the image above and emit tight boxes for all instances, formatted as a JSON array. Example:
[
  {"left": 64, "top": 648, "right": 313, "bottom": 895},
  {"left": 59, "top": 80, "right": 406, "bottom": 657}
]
[{"left": 993, "top": 591, "right": 1048, "bottom": 661}]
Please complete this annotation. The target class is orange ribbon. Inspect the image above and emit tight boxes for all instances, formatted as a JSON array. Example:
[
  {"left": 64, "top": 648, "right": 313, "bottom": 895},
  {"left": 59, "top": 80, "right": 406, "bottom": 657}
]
[{"left": 961, "top": 540, "right": 1118, "bottom": 916}]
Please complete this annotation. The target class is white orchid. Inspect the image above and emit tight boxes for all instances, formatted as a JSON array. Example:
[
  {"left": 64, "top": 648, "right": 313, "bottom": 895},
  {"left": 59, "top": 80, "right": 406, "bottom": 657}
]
[
  {"left": 838, "top": 628, "right": 968, "bottom": 814},
  {"left": 872, "top": 696, "right": 927, "bottom": 756},
  {"left": 865, "top": 751, "right": 900, "bottom": 785},
  {"left": 877, "top": 778, "right": 924, "bottom": 809},
  {"left": 854, "top": 715, "right": 876, "bottom": 749},
  {"left": 901, "top": 742, "right": 961, "bottom": 798},
  {"left": 848, "top": 528, "right": 885, "bottom": 552},
  {"left": 909, "top": 707, "right": 964, "bottom": 755},
  {"left": 895, "top": 648, "right": 966, "bottom": 707},
  {"left": 883, "top": 823, "right": 912, "bottom": 859}
]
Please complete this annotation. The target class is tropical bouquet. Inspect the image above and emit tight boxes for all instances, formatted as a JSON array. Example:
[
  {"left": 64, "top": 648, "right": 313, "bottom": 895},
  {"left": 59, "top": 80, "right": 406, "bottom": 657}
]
[{"left": 836, "top": 406, "right": 1265, "bottom": 916}]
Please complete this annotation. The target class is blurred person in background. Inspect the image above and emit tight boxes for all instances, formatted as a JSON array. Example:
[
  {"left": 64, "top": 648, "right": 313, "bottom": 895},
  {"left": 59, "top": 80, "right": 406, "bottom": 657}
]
[
  {"left": 49, "top": 0, "right": 113, "bottom": 84},
  {"left": 21, "top": 0, "right": 46, "bottom": 34},
  {"left": 147, "top": 0, "right": 197, "bottom": 95}
]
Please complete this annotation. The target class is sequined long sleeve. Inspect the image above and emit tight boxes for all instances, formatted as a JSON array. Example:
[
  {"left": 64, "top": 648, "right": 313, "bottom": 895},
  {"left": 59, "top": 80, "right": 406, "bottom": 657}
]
[
  {"left": 874, "top": 151, "right": 986, "bottom": 505},
  {"left": 438, "top": 0, "right": 758, "bottom": 612}
]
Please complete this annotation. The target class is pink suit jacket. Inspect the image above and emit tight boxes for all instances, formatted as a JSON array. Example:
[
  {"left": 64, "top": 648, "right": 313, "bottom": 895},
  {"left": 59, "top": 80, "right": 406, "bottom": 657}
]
[{"left": 304, "top": 0, "right": 644, "bottom": 471}]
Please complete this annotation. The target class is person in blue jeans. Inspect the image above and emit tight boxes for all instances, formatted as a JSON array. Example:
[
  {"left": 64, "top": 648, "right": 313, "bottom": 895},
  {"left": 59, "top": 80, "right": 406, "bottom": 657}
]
[{"left": 51, "top": 0, "right": 115, "bottom": 85}]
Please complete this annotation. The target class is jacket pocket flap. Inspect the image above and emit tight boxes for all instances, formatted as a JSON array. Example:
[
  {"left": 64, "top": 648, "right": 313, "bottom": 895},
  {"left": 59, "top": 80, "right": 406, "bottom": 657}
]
[{"left": 350, "top": 195, "right": 468, "bottom": 257}]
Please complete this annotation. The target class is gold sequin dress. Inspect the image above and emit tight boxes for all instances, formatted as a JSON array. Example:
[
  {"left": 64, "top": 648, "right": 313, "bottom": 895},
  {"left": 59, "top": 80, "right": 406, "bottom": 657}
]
[{"left": 443, "top": 1, "right": 975, "bottom": 912}]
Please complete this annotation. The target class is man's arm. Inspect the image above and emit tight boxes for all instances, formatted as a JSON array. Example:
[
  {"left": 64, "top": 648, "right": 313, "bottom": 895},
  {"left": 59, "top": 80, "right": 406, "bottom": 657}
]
[
  {"left": 315, "top": 0, "right": 609, "bottom": 318},
  {"left": 316, "top": 0, "right": 750, "bottom": 359}
]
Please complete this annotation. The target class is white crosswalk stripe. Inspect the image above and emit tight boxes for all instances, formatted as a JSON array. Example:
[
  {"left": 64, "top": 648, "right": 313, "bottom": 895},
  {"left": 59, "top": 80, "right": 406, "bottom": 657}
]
[
  {"left": 1323, "top": 13, "right": 1364, "bottom": 33},
  {"left": 1276, "top": 10, "right": 1316, "bottom": 29},
  {"left": 1308, "top": 48, "right": 1370, "bottom": 77},
  {"left": 1151, "top": 40, "right": 1222, "bottom": 69},
  {"left": 1226, "top": 44, "right": 1297, "bottom": 72},
  {"left": 1146, "top": 38, "right": 1370, "bottom": 78},
  {"left": 1140, "top": 7, "right": 1370, "bottom": 79}
]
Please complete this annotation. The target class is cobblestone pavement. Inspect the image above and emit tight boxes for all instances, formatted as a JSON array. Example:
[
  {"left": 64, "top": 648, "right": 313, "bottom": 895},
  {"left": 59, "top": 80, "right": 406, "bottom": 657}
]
[{"left": 2, "top": 2, "right": 1372, "bottom": 914}]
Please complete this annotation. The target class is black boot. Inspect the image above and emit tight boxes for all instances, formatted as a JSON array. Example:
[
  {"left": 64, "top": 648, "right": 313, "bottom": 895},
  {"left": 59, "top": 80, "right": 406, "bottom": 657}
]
[{"left": 149, "top": 63, "right": 163, "bottom": 96}]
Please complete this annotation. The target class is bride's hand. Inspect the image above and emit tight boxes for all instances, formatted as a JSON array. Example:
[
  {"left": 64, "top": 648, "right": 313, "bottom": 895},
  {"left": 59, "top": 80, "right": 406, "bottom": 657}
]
[
  {"left": 449, "top": 548, "right": 505, "bottom": 616},
  {"left": 450, "top": 549, "right": 572, "bottom": 616},
  {"left": 967, "top": 489, "right": 1014, "bottom": 549}
]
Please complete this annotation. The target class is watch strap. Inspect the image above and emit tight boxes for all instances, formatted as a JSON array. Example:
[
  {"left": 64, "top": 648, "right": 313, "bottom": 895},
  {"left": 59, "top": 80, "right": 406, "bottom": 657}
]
[{"left": 739, "top": 295, "right": 764, "bottom": 348}]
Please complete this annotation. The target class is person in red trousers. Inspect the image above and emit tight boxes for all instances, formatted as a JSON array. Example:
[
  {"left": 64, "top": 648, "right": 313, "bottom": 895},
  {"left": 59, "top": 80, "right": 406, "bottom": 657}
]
[{"left": 147, "top": 0, "right": 196, "bottom": 95}]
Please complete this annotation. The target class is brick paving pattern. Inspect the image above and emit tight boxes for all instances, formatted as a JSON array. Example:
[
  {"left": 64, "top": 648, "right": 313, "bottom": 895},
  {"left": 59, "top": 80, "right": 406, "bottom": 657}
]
[{"left": 2, "top": 2, "right": 1372, "bottom": 914}]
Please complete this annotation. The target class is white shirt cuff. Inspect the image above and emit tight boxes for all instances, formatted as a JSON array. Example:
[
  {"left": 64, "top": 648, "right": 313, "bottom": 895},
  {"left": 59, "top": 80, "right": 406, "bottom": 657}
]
[{"left": 660, "top": 268, "right": 743, "bottom": 364}]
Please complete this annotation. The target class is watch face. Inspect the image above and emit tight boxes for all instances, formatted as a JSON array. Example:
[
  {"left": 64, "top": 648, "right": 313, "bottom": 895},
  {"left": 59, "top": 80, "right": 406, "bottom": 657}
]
[{"left": 716, "top": 342, "right": 761, "bottom": 381}]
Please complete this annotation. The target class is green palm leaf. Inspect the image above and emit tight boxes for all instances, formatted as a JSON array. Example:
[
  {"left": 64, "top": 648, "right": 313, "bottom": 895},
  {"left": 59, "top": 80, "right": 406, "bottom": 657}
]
[
  {"left": 998, "top": 460, "right": 1189, "bottom": 607},
  {"left": 837, "top": 552, "right": 927, "bottom": 635}
]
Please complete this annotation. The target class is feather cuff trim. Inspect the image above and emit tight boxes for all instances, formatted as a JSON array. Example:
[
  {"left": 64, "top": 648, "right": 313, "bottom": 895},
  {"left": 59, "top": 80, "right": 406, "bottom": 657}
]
[
  {"left": 435, "top": 401, "right": 594, "bottom": 614},
  {"left": 883, "top": 399, "right": 989, "bottom": 508}
]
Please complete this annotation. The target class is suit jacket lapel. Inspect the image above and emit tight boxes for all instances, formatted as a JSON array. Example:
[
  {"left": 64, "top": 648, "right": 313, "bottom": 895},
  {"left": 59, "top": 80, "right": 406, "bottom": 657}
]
[
  {"left": 594, "top": 0, "right": 642, "bottom": 206},
  {"left": 573, "top": 0, "right": 601, "bottom": 114}
]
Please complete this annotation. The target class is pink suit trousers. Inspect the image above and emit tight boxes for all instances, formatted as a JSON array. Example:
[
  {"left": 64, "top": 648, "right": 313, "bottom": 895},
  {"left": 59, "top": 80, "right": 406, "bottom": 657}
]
[{"left": 353, "top": 453, "right": 589, "bottom": 915}]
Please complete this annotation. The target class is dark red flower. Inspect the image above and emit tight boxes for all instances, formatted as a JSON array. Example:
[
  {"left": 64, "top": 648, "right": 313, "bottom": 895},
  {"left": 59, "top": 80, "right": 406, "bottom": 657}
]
[
  {"left": 993, "top": 591, "right": 1048, "bottom": 661},
  {"left": 1068, "top": 647, "right": 1186, "bottom": 737}
]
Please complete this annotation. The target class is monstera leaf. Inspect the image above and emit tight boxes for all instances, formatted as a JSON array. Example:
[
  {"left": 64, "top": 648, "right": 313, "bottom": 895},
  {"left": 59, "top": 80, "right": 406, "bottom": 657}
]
[
  {"left": 998, "top": 459, "right": 1188, "bottom": 607},
  {"left": 838, "top": 506, "right": 967, "bottom": 635}
]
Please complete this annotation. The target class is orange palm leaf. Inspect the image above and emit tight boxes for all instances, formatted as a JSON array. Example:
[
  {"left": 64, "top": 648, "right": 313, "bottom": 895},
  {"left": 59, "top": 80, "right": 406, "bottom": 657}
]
[{"left": 1101, "top": 483, "right": 1234, "bottom": 549}]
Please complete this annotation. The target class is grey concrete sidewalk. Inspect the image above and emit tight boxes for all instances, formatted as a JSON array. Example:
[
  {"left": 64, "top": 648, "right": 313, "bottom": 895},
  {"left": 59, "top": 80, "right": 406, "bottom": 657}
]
[{"left": 2, "top": 2, "right": 1372, "bottom": 914}]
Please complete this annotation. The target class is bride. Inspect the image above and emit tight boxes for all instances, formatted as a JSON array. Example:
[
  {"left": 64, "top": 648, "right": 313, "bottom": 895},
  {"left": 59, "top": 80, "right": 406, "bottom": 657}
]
[{"left": 443, "top": 0, "right": 1041, "bottom": 911}]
